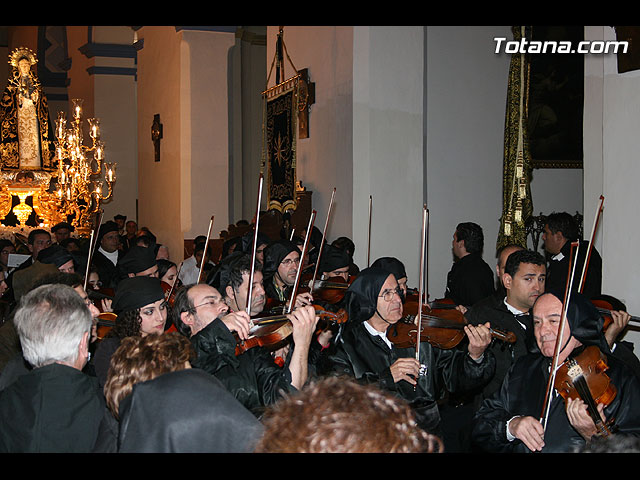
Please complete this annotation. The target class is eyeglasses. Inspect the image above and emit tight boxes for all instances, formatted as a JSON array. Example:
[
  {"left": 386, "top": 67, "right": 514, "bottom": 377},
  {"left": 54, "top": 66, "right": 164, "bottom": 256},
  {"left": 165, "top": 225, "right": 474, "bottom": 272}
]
[
  {"left": 281, "top": 257, "right": 301, "bottom": 266},
  {"left": 378, "top": 287, "right": 402, "bottom": 302},
  {"left": 191, "top": 299, "right": 224, "bottom": 311}
]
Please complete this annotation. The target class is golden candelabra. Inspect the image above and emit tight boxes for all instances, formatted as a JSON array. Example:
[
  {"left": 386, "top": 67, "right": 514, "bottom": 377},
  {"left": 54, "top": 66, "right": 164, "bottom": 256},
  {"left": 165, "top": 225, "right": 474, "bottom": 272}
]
[{"left": 54, "top": 98, "right": 116, "bottom": 236}]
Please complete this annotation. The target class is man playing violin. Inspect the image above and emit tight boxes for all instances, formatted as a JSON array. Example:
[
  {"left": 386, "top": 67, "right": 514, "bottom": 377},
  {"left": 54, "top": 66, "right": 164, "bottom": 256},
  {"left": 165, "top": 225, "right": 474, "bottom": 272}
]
[
  {"left": 328, "top": 267, "right": 495, "bottom": 447},
  {"left": 171, "top": 280, "right": 318, "bottom": 417},
  {"left": 471, "top": 291, "right": 640, "bottom": 453},
  {"left": 217, "top": 252, "right": 333, "bottom": 374},
  {"left": 263, "top": 240, "right": 313, "bottom": 309}
]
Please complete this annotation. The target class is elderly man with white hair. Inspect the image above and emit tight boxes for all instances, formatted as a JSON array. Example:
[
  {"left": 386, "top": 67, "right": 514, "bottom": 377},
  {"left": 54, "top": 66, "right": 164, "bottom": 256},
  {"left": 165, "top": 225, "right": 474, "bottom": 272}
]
[{"left": 0, "top": 284, "right": 105, "bottom": 452}]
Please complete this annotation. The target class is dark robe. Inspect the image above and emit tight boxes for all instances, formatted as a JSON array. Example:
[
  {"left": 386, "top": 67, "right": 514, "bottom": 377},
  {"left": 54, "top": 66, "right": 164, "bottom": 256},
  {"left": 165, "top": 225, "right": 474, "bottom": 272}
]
[
  {"left": 117, "top": 368, "right": 263, "bottom": 453},
  {"left": 470, "top": 348, "right": 640, "bottom": 452},
  {"left": 0, "top": 363, "right": 105, "bottom": 452},
  {"left": 445, "top": 252, "right": 495, "bottom": 308},
  {"left": 545, "top": 239, "right": 602, "bottom": 300},
  {"left": 471, "top": 291, "right": 640, "bottom": 452}
]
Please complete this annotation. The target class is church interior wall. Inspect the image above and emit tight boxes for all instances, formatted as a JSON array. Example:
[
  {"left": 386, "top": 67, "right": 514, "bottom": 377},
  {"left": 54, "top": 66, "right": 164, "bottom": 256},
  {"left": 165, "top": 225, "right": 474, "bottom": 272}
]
[
  {"left": 265, "top": 26, "right": 355, "bottom": 256},
  {"left": 4, "top": 26, "right": 639, "bottom": 356},
  {"left": 136, "top": 26, "right": 184, "bottom": 262},
  {"left": 592, "top": 26, "right": 640, "bottom": 351}
]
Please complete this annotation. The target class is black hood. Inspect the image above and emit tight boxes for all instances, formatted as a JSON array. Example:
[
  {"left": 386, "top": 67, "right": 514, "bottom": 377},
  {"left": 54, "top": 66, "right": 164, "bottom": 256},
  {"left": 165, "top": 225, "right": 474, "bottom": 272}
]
[
  {"left": 536, "top": 289, "right": 610, "bottom": 355},
  {"left": 262, "top": 240, "right": 300, "bottom": 279},
  {"left": 344, "top": 267, "right": 393, "bottom": 325}
]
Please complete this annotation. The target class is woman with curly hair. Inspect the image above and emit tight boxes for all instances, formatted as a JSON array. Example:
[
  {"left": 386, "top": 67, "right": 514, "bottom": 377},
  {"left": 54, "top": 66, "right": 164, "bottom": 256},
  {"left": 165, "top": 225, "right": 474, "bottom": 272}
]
[
  {"left": 104, "top": 332, "right": 194, "bottom": 420},
  {"left": 92, "top": 276, "right": 168, "bottom": 389},
  {"left": 255, "top": 376, "right": 444, "bottom": 453}
]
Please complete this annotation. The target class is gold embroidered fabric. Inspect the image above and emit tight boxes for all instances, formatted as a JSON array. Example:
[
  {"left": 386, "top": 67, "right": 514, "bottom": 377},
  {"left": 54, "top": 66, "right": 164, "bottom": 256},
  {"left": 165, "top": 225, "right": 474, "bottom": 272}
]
[
  {"left": 497, "top": 26, "right": 534, "bottom": 253},
  {"left": 262, "top": 75, "right": 300, "bottom": 213}
]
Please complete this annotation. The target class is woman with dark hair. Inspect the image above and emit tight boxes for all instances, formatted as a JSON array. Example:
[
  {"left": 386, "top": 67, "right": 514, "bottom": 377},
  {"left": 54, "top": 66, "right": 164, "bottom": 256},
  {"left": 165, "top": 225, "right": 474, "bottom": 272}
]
[
  {"left": 157, "top": 259, "right": 178, "bottom": 289},
  {"left": 92, "top": 276, "right": 168, "bottom": 389}
]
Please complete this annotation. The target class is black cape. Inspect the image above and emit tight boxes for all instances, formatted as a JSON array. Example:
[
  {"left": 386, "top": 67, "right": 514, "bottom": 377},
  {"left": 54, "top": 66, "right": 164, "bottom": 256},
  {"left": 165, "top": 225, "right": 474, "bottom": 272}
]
[{"left": 117, "top": 368, "right": 264, "bottom": 453}]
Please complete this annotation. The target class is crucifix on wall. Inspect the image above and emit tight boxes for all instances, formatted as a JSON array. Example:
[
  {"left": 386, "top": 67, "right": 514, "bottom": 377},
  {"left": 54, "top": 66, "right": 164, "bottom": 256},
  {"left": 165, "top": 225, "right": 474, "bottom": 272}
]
[
  {"left": 297, "top": 67, "right": 315, "bottom": 139},
  {"left": 151, "top": 114, "right": 163, "bottom": 162}
]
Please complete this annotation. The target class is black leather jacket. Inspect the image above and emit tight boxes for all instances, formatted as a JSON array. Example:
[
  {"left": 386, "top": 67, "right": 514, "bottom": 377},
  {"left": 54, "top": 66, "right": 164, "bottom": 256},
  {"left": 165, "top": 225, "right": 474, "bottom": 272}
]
[{"left": 190, "top": 317, "right": 297, "bottom": 417}]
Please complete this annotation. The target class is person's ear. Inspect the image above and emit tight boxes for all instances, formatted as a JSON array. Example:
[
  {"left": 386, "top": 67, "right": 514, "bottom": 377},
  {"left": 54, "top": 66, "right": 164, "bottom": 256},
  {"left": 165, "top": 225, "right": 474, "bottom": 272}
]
[
  {"left": 180, "top": 310, "right": 194, "bottom": 327},
  {"left": 503, "top": 273, "right": 513, "bottom": 290}
]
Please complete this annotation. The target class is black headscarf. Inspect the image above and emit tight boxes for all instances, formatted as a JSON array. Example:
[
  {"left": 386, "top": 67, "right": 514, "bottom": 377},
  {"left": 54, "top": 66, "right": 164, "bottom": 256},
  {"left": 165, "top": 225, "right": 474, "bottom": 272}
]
[
  {"left": 535, "top": 289, "right": 610, "bottom": 355},
  {"left": 371, "top": 257, "right": 407, "bottom": 281},
  {"left": 344, "top": 267, "right": 393, "bottom": 325},
  {"left": 262, "top": 240, "right": 300, "bottom": 280},
  {"left": 117, "top": 368, "right": 263, "bottom": 453},
  {"left": 319, "top": 244, "right": 351, "bottom": 274},
  {"left": 112, "top": 276, "right": 165, "bottom": 314},
  {"left": 117, "top": 246, "right": 157, "bottom": 277}
]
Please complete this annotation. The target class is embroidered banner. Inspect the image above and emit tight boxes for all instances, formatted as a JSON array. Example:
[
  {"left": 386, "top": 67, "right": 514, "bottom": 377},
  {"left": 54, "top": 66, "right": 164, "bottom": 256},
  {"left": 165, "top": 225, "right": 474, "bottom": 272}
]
[{"left": 262, "top": 75, "right": 299, "bottom": 213}]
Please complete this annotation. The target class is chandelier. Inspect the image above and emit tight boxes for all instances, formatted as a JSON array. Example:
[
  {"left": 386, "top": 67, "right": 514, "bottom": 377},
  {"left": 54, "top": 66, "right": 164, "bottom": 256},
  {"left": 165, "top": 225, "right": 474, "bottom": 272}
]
[{"left": 54, "top": 98, "right": 116, "bottom": 236}]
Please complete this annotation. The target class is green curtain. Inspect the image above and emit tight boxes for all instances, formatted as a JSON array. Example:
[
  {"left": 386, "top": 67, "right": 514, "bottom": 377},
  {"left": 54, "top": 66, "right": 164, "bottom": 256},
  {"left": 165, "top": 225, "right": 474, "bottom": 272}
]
[{"left": 497, "top": 26, "right": 534, "bottom": 253}]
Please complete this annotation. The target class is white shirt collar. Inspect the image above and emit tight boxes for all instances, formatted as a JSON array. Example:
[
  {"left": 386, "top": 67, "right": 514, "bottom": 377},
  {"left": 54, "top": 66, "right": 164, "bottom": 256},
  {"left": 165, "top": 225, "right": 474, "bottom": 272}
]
[
  {"left": 503, "top": 297, "right": 528, "bottom": 330},
  {"left": 364, "top": 320, "right": 393, "bottom": 349}
]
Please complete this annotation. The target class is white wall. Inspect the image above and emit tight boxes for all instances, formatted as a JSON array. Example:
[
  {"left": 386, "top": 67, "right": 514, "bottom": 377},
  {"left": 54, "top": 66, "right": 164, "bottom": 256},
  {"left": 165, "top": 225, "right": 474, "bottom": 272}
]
[
  {"left": 425, "top": 26, "right": 510, "bottom": 298},
  {"left": 265, "top": 26, "right": 354, "bottom": 245},
  {"left": 585, "top": 26, "right": 640, "bottom": 351},
  {"left": 352, "top": 26, "right": 425, "bottom": 284}
]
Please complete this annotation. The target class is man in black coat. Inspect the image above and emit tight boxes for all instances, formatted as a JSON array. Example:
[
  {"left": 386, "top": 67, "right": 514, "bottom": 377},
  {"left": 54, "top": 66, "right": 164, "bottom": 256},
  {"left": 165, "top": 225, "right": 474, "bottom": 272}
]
[
  {"left": 471, "top": 291, "right": 640, "bottom": 453},
  {"left": 543, "top": 211, "right": 602, "bottom": 300},
  {"left": 171, "top": 280, "right": 317, "bottom": 417},
  {"left": 445, "top": 222, "right": 495, "bottom": 308},
  {"left": 91, "top": 221, "right": 124, "bottom": 290},
  {"left": 466, "top": 249, "right": 547, "bottom": 401},
  {"left": 0, "top": 284, "right": 105, "bottom": 452},
  {"left": 328, "top": 267, "right": 495, "bottom": 446}
]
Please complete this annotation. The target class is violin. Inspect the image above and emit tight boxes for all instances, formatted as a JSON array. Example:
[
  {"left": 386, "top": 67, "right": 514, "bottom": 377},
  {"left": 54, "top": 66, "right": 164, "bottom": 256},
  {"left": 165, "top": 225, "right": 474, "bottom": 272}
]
[
  {"left": 234, "top": 304, "right": 346, "bottom": 356},
  {"left": 388, "top": 299, "right": 516, "bottom": 349},
  {"left": 161, "top": 280, "right": 180, "bottom": 307},
  {"left": 304, "top": 274, "right": 355, "bottom": 305},
  {"left": 554, "top": 345, "right": 617, "bottom": 436},
  {"left": 590, "top": 298, "right": 640, "bottom": 332},
  {"left": 88, "top": 287, "right": 115, "bottom": 313},
  {"left": 96, "top": 311, "right": 117, "bottom": 340}
]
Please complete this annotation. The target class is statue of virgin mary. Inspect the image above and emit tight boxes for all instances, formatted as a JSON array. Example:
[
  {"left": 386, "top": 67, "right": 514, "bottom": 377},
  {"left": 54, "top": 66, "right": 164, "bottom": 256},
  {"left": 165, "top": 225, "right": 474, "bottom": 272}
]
[{"left": 0, "top": 47, "right": 55, "bottom": 171}]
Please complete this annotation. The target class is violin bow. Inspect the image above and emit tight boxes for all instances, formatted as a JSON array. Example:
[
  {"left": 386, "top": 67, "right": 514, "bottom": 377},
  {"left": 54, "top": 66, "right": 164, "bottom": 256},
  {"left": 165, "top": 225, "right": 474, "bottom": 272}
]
[
  {"left": 196, "top": 215, "right": 215, "bottom": 284},
  {"left": 310, "top": 188, "right": 336, "bottom": 293},
  {"left": 367, "top": 195, "right": 372, "bottom": 267},
  {"left": 246, "top": 174, "right": 264, "bottom": 315},
  {"left": 578, "top": 195, "right": 604, "bottom": 294},
  {"left": 83, "top": 209, "right": 104, "bottom": 291},
  {"left": 414, "top": 204, "right": 429, "bottom": 389},
  {"left": 286, "top": 210, "right": 316, "bottom": 314},
  {"left": 539, "top": 241, "right": 580, "bottom": 433},
  {"left": 166, "top": 261, "right": 183, "bottom": 300}
]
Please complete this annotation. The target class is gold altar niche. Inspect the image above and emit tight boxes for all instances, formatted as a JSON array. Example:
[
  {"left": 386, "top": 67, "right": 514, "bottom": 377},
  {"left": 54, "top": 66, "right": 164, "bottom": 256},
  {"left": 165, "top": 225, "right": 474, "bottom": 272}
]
[{"left": 52, "top": 98, "right": 116, "bottom": 236}]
